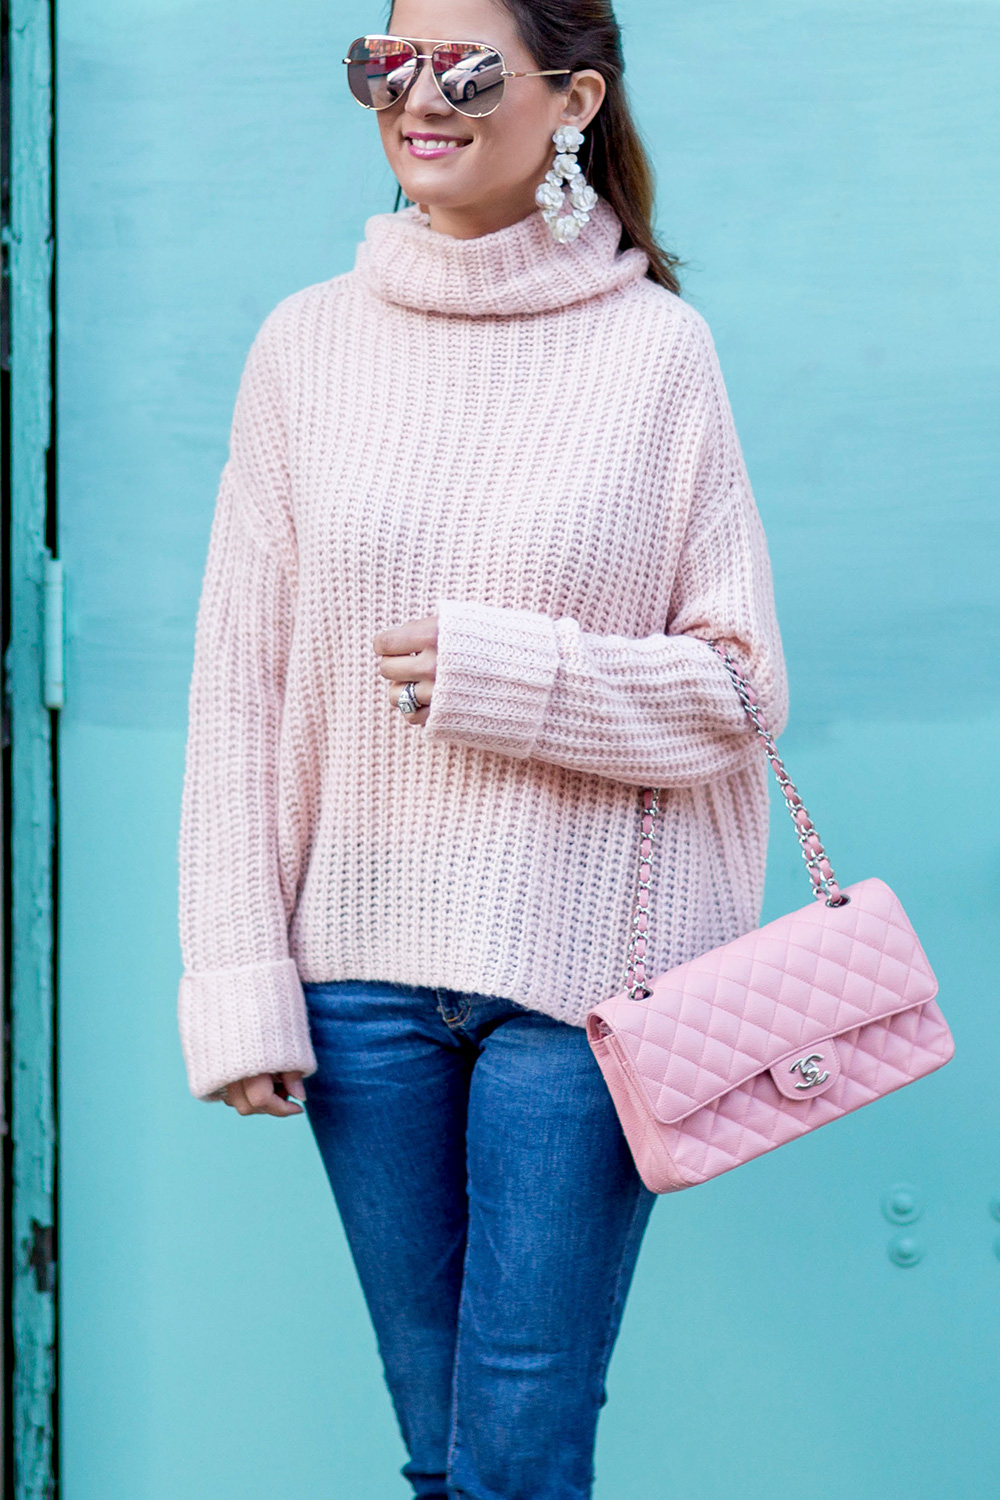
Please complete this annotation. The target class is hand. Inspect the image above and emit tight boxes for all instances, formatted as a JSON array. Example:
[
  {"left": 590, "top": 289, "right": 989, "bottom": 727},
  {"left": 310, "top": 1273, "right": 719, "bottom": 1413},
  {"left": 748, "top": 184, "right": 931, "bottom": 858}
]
[
  {"left": 222, "top": 1071, "right": 307, "bottom": 1117},
  {"left": 373, "top": 614, "right": 438, "bottom": 727}
]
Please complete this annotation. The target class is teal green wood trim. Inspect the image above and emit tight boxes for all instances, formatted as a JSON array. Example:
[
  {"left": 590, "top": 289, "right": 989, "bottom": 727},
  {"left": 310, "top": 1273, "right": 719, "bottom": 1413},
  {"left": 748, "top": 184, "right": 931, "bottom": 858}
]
[
  {"left": 42, "top": 553, "right": 64, "bottom": 712},
  {"left": 9, "top": 1, "right": 57, "bottom": 1496}
]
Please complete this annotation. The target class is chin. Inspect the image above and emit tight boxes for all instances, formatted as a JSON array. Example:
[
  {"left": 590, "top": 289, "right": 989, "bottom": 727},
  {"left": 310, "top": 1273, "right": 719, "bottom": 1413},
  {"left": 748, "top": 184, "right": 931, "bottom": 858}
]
[
  {"left": 391, "top": 145, "right": 480, "bottom": 198},
  {"left": 395, "top": 171, "right": 472, "bottom": 209}
]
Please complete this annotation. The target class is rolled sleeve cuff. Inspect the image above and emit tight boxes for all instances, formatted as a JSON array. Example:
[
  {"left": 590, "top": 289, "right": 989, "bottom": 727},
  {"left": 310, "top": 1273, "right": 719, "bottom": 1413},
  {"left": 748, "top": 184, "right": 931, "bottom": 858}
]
[
  {"left": 423, "top": 598, "right": 560, "bottom": 759},
  {"left": 178, "top": 956, "right": 317, "bottom": 1102}
]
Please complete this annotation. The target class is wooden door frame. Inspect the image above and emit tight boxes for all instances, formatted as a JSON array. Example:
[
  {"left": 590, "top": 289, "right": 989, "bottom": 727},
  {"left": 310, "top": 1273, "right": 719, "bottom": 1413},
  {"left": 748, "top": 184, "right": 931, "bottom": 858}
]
[{"left": 3, "top": 0, "right": 58, "bottom": 1495}]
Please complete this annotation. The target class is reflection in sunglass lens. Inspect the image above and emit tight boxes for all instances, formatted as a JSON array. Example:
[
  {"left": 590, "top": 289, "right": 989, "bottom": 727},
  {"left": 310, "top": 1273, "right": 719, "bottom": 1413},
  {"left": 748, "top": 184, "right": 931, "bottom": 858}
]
[
  {"left": 346, "top": 35, "right": 419, "bottom": 110},
  {"left": 432, "top": 43, "right": 506, "bottom": 117}
]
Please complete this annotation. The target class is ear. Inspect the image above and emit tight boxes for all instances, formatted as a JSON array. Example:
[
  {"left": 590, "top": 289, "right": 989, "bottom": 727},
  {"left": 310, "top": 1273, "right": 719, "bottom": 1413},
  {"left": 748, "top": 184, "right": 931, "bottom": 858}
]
[{"left": 558, "top": 70, "right": 606, "bottom": 132}]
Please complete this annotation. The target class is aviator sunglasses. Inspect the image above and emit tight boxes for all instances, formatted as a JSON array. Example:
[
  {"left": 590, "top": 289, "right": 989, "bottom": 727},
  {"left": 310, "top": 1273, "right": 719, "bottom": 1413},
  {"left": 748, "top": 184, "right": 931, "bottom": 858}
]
[{"left": 343, "top": 33, "right": 570, "bottom": 119}]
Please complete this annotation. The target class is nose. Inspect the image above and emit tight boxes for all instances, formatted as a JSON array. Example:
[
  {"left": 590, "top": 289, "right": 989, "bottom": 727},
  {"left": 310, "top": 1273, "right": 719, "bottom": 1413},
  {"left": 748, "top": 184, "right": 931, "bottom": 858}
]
[{"left": 405, "top": 53, "right": 453, "bottom": 117}]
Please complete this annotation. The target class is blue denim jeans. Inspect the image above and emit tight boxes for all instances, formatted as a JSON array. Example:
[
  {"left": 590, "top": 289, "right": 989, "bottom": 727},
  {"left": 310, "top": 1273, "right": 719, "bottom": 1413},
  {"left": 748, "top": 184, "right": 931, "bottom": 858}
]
[{"left": 302, "top": 978, "right": 656, "bottom": 1500}]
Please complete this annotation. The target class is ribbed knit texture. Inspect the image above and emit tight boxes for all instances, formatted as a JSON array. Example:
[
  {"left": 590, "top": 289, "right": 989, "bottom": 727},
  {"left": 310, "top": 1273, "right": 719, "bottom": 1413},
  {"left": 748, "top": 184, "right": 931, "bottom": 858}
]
[{"left": 177, "top": 198, "right": 788, "bottom": 1101}]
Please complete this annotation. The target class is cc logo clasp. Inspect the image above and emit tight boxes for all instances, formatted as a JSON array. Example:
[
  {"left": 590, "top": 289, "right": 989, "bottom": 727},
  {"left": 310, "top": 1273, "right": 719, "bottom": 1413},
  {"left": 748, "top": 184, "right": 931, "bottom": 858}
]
[{"left": 789, "top": 1052, "right": 830, "bottom": 1090}]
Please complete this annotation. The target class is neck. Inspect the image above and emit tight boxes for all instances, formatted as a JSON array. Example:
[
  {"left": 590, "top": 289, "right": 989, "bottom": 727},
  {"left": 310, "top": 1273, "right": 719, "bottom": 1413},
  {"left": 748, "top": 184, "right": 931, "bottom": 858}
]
[{"left": 421, "top": 181, "right": 542, "bottom": 240}]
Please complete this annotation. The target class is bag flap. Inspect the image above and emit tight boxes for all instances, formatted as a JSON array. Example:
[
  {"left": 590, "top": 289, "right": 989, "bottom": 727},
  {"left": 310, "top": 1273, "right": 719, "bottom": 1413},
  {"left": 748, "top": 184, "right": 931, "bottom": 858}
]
[{"left": 590, "top": 877, "right": 938, "bottom": 1126}]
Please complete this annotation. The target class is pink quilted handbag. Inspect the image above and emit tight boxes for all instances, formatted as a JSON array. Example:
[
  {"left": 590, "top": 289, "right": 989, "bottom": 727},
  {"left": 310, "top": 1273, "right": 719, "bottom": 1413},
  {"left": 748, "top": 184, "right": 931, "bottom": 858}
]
[{"left": 586, "top": 642, "right": 954, "bottom": 1194}]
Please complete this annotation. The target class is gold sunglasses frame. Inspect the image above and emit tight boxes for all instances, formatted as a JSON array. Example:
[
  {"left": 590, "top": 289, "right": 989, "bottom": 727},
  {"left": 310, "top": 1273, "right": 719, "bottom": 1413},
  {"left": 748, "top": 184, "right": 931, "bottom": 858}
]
[{"left": 342, "top": 33, "right": 571, "bottom": 117}]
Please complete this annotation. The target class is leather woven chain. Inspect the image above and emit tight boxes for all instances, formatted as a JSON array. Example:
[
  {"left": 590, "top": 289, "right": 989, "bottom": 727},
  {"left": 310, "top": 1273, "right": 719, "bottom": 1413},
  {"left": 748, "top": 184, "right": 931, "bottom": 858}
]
[{"left": 622, "top": 638, "right": 849, "bottom": 1001}]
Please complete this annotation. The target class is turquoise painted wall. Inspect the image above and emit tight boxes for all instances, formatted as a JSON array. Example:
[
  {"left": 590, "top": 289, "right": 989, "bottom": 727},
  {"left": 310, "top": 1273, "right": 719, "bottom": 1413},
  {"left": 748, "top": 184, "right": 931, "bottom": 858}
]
[{"left": 56, "top": 2, "right": 1000, "bottom": 1496}]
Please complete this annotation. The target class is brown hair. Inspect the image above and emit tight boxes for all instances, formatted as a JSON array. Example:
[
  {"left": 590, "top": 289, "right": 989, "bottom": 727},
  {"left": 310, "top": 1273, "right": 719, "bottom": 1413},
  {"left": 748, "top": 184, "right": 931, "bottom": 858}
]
[
  {"left": 385, "top": 0, "right": 683, "bottom": 293},
  {"left": 494, "top": 0, "right": 681, "bottom": 293}
]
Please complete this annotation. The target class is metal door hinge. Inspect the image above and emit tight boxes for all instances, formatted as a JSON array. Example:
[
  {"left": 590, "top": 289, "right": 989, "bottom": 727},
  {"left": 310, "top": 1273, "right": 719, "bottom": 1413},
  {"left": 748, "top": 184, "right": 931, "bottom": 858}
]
[{"left": 43, "top": 549, "right": 64, "bottom": 710}]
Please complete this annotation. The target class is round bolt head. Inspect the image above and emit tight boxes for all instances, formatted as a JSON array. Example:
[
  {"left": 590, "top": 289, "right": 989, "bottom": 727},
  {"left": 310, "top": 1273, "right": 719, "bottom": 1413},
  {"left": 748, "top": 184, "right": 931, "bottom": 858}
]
[
  {"left": 888, "top": 1232, "right": 924, "bottom": 1268},
  {"left": 881, "top": 1183, "right": 923, "bottom": 1224}
]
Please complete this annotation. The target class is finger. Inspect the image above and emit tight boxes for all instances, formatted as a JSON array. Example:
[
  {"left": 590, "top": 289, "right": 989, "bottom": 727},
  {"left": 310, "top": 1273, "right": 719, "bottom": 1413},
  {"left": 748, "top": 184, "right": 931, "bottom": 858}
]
[
  {"left": 244, "top": 1073, "right": 304, "bottom": 1118},
  {"left": 388, "top": 679, "right": 432, "bottom": 710},
  {"left": 244, "top": 1074, "right": 278, "bottom": 1110},
  {"left": 244, "top": 1073, "right": 299, "bottom": 1115},
  {"left": 377, "top": 647, "right": 437, "bottom": 681},
  {"left": 373, "top": 616, "right": 438, "bottom": 656},
  {"left": 399, "top": 706, "right": 429, "bottom": 727},
  {"left": 262, "top": 1094, "right": 304, "bottom": 1117},
  {"left": 270, "top": 1075, "right": 304, "bottom": 1109},
  {"left": 283, "top": 1072, "right": 307, "bottom": 1102},
  {"left": 226, "top": 1079, "right": 254, "bottom": 1116}
]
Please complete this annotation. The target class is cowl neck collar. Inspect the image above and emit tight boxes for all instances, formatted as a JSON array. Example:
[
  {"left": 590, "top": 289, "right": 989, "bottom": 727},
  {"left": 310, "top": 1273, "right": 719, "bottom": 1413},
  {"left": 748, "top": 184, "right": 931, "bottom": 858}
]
[{"left": 354, "top": 197, "right": 648, "bottom": 317}]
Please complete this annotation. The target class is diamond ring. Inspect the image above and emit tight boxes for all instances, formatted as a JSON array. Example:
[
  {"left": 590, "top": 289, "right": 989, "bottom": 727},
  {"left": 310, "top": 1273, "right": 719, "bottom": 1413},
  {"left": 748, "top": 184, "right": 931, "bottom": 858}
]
[{"left": 397, "top": 681, "right": 421, "bottom": 717}]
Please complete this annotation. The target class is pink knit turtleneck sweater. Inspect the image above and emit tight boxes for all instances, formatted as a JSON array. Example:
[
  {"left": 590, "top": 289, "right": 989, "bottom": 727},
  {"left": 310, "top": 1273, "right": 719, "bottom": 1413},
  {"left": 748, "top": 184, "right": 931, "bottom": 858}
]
[{"left": 177, "top": 199, "right": 788, "bottom": 1101}]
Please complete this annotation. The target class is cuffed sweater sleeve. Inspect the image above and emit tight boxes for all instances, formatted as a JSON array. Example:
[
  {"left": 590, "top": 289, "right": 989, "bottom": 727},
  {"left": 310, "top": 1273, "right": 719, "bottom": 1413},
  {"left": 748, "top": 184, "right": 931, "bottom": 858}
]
[
  {"left": 177, "top": 322, "right": 316, "bottom": 1101},
  {"left": 422, "top": 318, "right": 788, "bottom": 788}
]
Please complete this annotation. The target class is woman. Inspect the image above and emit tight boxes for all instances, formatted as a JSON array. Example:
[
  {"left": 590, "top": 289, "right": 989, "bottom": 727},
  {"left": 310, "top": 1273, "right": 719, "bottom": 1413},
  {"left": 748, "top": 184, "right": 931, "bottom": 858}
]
[{"left": 177, "top": 0, "right": 788, "bottom": 1495}]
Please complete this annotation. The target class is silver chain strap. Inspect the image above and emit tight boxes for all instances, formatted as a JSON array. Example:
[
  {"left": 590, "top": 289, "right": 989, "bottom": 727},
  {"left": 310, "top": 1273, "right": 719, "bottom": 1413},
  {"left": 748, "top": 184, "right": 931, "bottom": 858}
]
[
  {"left": 622, "top": 787, "right": 660, "bottom": 1000},
  {"left": 622, "top": 638, "right": 849, "bottom": 1001}
]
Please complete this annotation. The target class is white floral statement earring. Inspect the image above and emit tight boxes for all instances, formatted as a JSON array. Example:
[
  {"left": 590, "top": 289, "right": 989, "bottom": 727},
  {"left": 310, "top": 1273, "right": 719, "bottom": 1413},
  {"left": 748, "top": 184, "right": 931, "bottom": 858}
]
[{"left": 535, "top": 125, "right": 598, "bottom": 244}]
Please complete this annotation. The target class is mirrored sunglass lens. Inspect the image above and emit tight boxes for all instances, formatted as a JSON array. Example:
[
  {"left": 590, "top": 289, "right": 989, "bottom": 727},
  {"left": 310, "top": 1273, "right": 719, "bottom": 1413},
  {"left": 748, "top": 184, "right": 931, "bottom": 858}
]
[
  {"left": 347, "top": 36, "right": 418, "bottom": 109},
  {"left": 432, "top": 44, "right": 505, "bottom": 116}
]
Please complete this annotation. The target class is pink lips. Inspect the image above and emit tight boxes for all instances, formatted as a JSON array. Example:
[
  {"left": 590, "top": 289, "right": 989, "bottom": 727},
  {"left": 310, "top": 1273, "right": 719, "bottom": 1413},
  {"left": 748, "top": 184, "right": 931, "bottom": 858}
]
[{"left": 405, "top": 133, "right": 472, "bottom": 159}]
